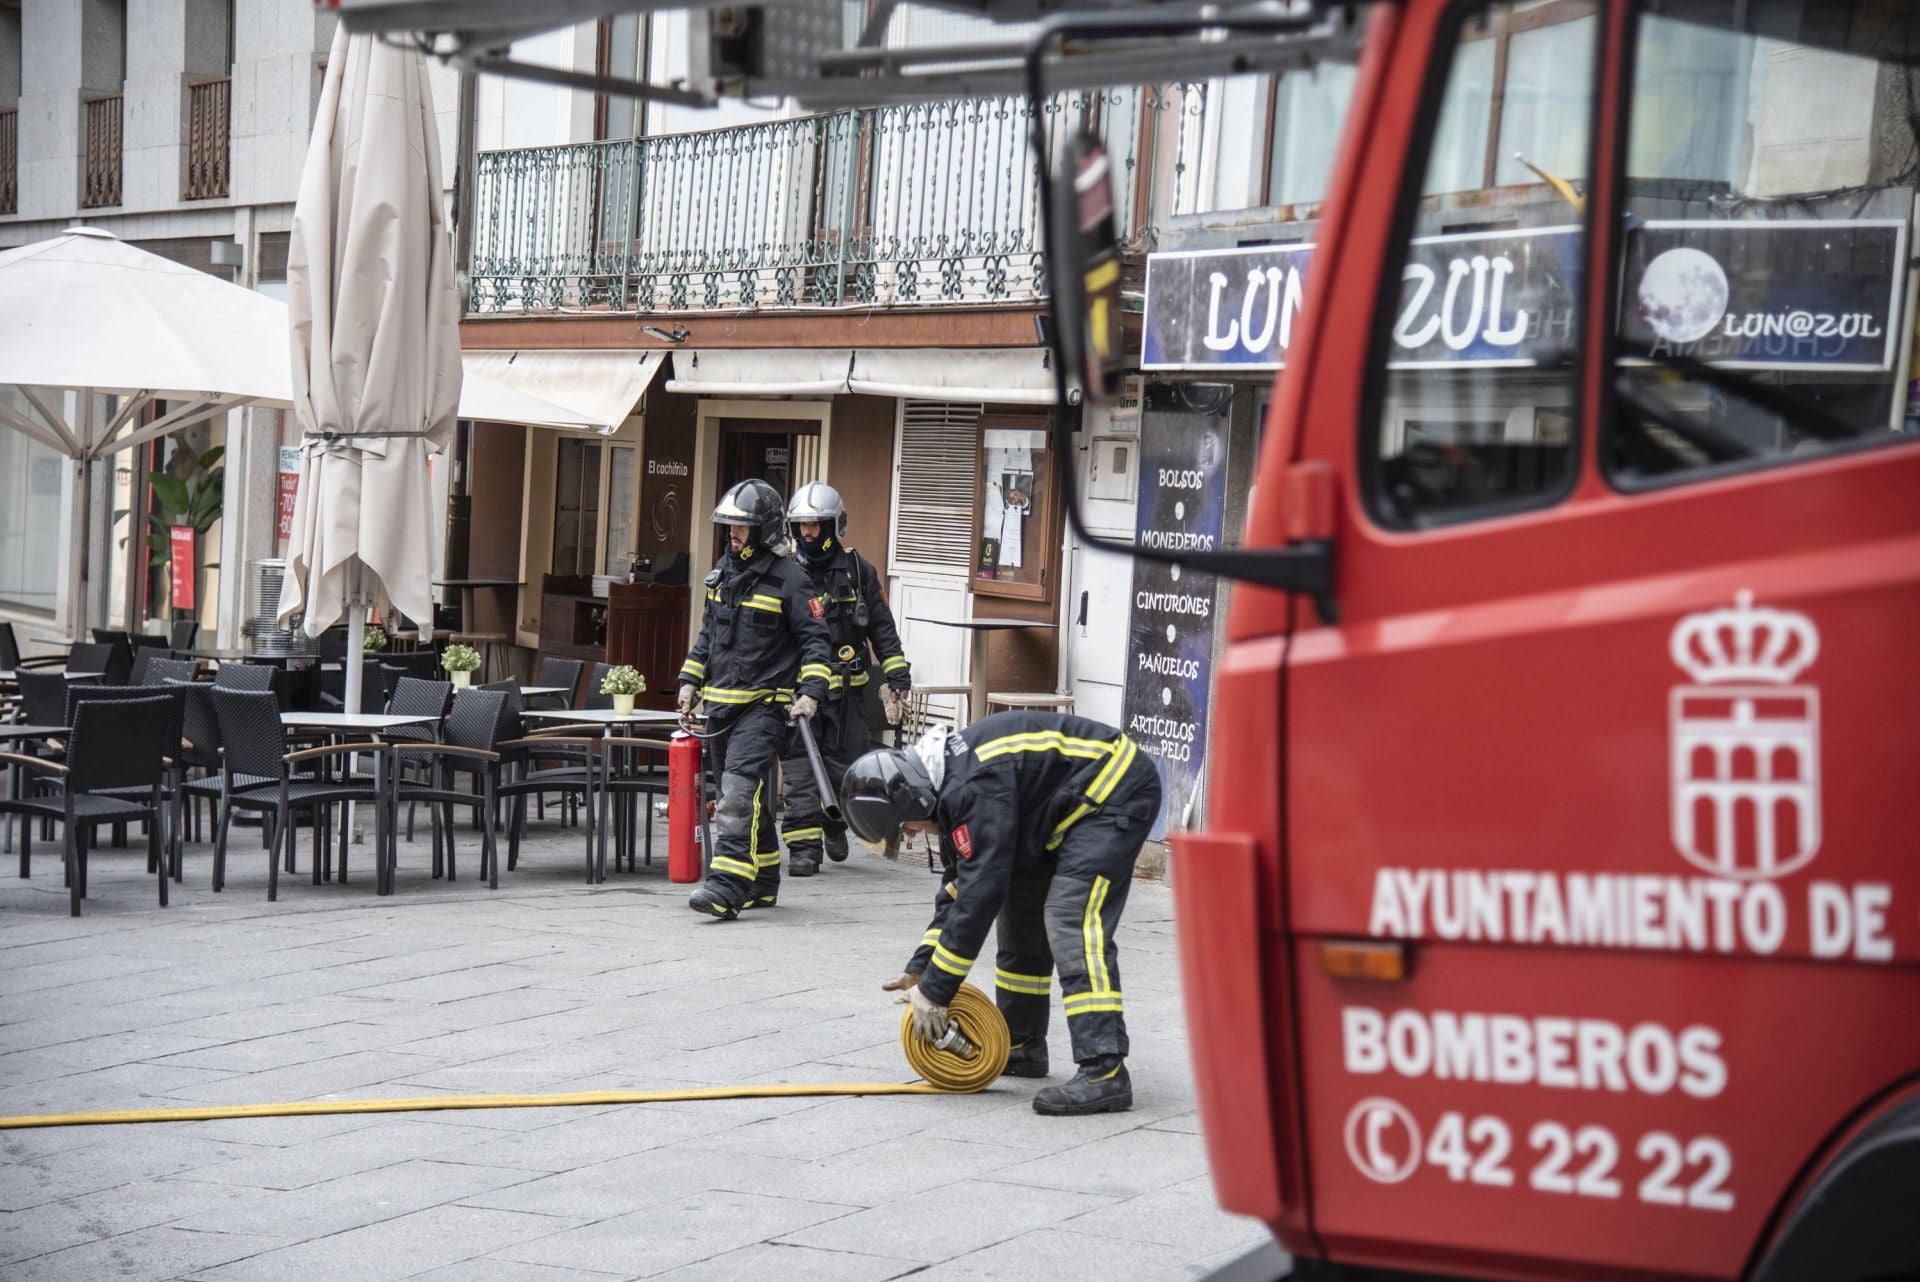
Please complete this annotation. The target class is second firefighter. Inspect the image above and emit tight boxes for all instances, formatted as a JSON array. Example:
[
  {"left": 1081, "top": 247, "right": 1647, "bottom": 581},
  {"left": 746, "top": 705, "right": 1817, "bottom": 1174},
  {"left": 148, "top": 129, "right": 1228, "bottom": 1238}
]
[{"left": 779, "top": 481, "right": 913, "bottom": 877}]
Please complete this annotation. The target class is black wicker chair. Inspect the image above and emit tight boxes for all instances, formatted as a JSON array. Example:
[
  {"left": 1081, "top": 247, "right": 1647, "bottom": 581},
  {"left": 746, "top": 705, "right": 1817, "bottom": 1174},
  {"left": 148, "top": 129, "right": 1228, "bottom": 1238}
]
[
  {"left": 171, "top": 620, "right": 200, "bottom": 651},
  {"left": 65, "top": 642, "right": 117, "bottom": 682},
  {"left": 15, "top": 670, "right": 69, "bottom": 729},
  {"left": 580, "top": 663, "right": 614, "bottom": 711},
  {"left": 390, "top": 688, "right": 504, "bottom": 887},
  {"left": 65, "top": 683, "right": 189, "bottom": 875},
  {"left": 209, "top": 689, "right": 390, "bottom": 900},
  {"left": 88, "top": 630, "right": 135, "bottom": 684},
  {"left": 531, "top": 657, "right": 585, "bottom": 709},
  {"left": 213, "top": 663, "right": 277, "bottom": 692},
  {"left": 596, "top": 734, "right": 674, "bottom": 874},
  {"left": 142, "top": 657, "right": 199, "bottom": 686},
  {"left": 0, "top": 695, "right": 174, "bottom": 915}
]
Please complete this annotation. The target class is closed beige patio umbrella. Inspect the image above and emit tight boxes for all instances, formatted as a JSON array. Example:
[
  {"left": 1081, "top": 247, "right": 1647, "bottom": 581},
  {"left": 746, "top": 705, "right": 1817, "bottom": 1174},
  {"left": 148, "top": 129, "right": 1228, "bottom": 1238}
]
[{"left": 277, "top": 24, "right": 461, "bottom": 721}]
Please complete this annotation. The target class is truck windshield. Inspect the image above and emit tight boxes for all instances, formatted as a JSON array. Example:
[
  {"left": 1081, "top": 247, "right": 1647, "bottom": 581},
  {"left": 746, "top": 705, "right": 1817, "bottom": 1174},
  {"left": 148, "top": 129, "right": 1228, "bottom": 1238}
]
[{"left": 1610, "top": 0, "right": 1920, "bottom": 481}]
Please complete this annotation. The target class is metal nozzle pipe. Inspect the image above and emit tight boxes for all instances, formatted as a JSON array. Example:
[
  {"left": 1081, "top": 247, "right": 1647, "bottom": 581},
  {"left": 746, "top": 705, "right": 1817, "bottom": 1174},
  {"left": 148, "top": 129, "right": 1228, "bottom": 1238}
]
[{"left": 794, "top": 715, "right": 843, "bottom": 823}]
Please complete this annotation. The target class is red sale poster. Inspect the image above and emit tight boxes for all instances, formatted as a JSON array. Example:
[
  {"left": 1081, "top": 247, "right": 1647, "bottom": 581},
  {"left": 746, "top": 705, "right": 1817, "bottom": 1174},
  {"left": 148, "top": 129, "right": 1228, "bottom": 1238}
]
[{"left": 169, "top": 526, "right": 196, "bottom": 611}]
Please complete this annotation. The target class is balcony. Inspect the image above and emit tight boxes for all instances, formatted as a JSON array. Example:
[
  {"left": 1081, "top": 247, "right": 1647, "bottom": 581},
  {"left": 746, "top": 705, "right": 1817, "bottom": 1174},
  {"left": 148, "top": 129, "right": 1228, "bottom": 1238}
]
[
  {"left": 186, "top": 77, "right": 231, "bottom": 201},
  {"left": 83, "top": 94, "right": 122, "bottom": 209},
  {"left": 0, "top": 109, "right": 16, "bottom": 216},
  {"left": 468, "top": 86, "right": 1205, "bottom": 316}
]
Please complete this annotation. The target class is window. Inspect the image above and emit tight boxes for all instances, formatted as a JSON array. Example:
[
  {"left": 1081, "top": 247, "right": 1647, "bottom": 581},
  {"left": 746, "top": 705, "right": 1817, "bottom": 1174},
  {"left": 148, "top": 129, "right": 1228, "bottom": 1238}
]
[
  {"left": 892, "top": 400, "right": 981, "bottom": 576},
  {"left": 603, "top": 444, "right": 636, "bottom": 577},
  {"left": 973, "top": 417, "right": 1057, "bottom": 601},
  {"left": 1266, "top": 62, "right": 1359, "bottom": 207},
  {"left": 1367, "top": 0, "right": 1597, "bottom": 526},
  {"left": 0, "top": 389, "right": 62, "bottom": 616},
  {"left": 1608, "top": 3, "right": 1920, "bottom": 484},
  {"left": 551, "top": 437, "right": 602, "bottom": 576}
]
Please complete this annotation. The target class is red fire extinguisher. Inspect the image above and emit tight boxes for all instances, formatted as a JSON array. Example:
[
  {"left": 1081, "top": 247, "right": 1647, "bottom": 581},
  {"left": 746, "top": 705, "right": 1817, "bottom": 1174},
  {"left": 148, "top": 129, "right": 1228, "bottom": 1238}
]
[{"left": 668, "top": 731, "right": 703, "bottom": 884}]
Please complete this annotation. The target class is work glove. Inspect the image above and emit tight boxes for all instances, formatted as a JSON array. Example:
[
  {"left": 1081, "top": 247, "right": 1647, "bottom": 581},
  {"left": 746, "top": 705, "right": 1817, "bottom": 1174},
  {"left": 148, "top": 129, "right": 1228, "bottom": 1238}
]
[
  {"left": 906, "top": 985, "right": 950, "bottom": 1043},
  {"left": 788, "top": 693, "right": 819, "bottom": 723},
  {"left": 676, "top": 684, "right": 700, "bottom": 717},
  {"left": 880, "top": 971, "right": 919, "bottom": 993},
  {"left": 881, "top": 685, "right": 911, "bottom": 726}
]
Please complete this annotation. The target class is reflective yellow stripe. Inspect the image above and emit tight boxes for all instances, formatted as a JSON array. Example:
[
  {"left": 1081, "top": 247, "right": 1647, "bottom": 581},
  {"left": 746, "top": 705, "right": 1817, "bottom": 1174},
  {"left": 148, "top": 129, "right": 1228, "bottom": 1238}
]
[
  {"left": 881, "top": 655, "right": 908, "bottom": 673},
  {"left": 798, "top": 663, "right": 832, "bottom": 682},
  {"left": 700, "top": 687, "right": 773, "bottom": 705},
  {"left": 1081, "top": 875, "right": 1114, "bottom": 996},
  {"left": 994, "top": 968, "right": 1051, "bottom": 995},
  {"left": 1064, "top": 988, "right": 1122, "bottom": 1008},
  {"left": 783, "top": 827, "right": 824, "bottom": 843},
  {"left": 974, "top": 730, "right": 1112, "bottom": 765},
  {"left": 1046, "top": 736, "right": 1138, "bottom": 851},
  {"left": 945, "top": 882, "right": 958, "bottom": 900},
  {"left": 743, "top": 594, "right": 783, "bottom": 614},
  {"left": 919, "top": 929, "right": 942, "bottom": 947},
  {"left": 680, "top": 659, "right": 706, "bottom": 677},
  {"left": 850, "top": 671, "right": 869, "bottom": 687},
  {"left": 749, "top": 779, "right": 764, "bottom": 867},
  {"left": 1065, "top": 1002, "right": 1125, "bottom": 1017},
  {"left": 711, "top": 856, "right": 756, "bottom": 879},
  {"left": 930, "top": 943, "right": 974, "bottom": 978}
]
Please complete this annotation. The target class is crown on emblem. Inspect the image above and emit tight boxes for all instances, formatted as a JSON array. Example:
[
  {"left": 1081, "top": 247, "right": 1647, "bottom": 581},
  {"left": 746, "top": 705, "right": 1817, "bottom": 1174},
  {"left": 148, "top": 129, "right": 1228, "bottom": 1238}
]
[{"left": 1669, "top": 590, "right": 1819, "bottom": 685}]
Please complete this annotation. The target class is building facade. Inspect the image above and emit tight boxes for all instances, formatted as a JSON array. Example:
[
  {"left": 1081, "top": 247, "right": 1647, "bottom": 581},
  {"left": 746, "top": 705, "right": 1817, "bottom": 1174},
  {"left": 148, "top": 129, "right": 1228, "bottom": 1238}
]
[{"left": 0, "top": 0, "right": 458, "bottom": 655}]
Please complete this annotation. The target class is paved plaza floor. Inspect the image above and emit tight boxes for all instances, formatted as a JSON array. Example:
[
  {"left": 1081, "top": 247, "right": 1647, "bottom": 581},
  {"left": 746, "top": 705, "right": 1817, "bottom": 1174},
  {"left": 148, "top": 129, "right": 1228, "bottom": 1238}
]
[{"left": 0, "top": 809, "right": 1274, "bottom": 1281}]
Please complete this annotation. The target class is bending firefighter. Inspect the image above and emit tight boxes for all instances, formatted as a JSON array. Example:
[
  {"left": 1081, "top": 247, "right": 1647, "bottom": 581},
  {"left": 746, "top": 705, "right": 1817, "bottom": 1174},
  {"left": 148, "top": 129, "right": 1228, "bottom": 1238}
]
[
  {"left": 678, "top": 479, "right": 835, "bottom": 919},
  {"left": 780, "top": 482, "right": 913, "bottom": 877},
  {"left": 841, "top": 712, "right": 1162, "bottom": 1115}
]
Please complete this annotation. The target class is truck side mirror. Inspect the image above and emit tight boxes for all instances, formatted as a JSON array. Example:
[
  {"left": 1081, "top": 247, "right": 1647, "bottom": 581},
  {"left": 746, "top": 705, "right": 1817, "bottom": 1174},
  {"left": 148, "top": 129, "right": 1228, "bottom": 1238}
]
[{"left": 1047, "top": 131, "right": 1127, "bottom": 407}]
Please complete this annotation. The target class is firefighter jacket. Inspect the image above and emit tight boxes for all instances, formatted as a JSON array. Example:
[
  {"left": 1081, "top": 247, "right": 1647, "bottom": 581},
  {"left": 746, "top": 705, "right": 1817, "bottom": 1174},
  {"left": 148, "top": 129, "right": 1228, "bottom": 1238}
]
[
  {"left": 797, "top": 543, "right": 911, "bottom": 700},
  {"left": 904, "top": 711, "right": 1143, "bottom": 1007},
  {"left": 677, "top": 548, "right": 835, "bottom": 709}
]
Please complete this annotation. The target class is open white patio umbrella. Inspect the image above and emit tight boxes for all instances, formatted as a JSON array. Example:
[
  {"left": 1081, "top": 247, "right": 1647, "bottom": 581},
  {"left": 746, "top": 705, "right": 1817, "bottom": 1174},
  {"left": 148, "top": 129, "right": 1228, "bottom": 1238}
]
[
  {"left": 0, "top": 227, "right": 606, "bottom": 641},
  {"left": 276, "top": 25, "right": 463, "bottom": 719},
  {"left": 0, "top": 228, "right": 293, "bottom": 636}
]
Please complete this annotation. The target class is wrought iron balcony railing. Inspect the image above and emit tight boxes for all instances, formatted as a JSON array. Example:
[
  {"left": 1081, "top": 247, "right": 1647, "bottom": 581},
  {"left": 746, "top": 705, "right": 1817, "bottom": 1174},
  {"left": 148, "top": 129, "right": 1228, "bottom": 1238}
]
[
  {"left": 0, "top": 109, "right": 16, "bottom": 216},
  {"left": 83, "top": 94, "right": 123, "bottom": 209},
  {"left": 469, "top": 86, "right": 1206, "bottom": 315},
  {"left": 186, "top": 77, "right": 231, "bottom": 201}
]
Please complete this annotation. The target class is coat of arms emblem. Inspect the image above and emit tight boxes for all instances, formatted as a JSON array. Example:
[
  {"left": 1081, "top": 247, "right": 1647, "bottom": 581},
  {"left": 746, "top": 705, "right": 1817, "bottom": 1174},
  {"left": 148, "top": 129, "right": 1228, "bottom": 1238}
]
[{"left": 1669, "top": 591, "right": 1821, "bottom": 880}]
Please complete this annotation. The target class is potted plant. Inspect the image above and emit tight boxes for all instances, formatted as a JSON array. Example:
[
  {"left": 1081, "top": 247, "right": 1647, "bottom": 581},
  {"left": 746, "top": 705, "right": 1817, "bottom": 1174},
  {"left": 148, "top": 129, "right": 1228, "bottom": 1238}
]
[
  {"left": 601, "top": 664, "right": 646, "bottom": 717},
  {"left": 363, "top": 625, "right": 389, "bottom": 653},
  {"left": 442, "top": 643, "right": 481, "bottom": 688}
]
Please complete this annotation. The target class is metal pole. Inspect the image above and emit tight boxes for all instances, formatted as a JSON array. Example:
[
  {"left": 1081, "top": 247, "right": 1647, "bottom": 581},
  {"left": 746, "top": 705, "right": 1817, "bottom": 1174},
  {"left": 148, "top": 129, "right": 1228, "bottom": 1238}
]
[{"left": 794, "top": 716, "right": 843, "bottom": 824}]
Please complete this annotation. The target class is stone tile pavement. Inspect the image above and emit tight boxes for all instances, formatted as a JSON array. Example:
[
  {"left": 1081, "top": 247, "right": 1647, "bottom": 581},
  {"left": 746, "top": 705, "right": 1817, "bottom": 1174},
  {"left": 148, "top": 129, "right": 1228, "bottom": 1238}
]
[{"left": 0, "top": 809, "right": 1276, "bottom": 1280}]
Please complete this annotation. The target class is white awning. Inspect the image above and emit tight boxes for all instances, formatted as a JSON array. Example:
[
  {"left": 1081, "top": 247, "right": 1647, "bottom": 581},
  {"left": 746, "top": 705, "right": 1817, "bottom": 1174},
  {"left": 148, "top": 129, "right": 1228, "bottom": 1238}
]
[
  {"left": 848, "top": 348, "right": 1058, "bottom": 405},
  {"left": 664, "top": 349, "right": 854, "bottom": 397},
  {"left": 461, "top": 349, "right": 664, "bottom": 432}
]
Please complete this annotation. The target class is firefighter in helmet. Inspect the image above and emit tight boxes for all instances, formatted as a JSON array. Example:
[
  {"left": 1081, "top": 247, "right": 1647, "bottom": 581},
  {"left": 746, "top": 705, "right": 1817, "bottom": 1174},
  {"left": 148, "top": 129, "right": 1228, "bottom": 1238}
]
[
  {"left": 779, "top": 481, "right": 913, "bottom": 877},
  {"left": 841, "top": 711, "right": 1162, "bottom": 1115},
  {"left": 678, "top": 479, "right": 835, "bottom": 919}
]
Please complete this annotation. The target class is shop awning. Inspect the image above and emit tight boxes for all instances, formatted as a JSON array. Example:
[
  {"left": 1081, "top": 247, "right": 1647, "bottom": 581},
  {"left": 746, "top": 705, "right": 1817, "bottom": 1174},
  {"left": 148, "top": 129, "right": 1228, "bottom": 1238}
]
[
  {"left": 848, "top": 348, "right": 1058, "bottom": 405},
  {"left": 461, "top": 349, "right": 664, "bottom": 433},
  {"left": 664, "top": 349, "right": 854, "bottom": 397}
]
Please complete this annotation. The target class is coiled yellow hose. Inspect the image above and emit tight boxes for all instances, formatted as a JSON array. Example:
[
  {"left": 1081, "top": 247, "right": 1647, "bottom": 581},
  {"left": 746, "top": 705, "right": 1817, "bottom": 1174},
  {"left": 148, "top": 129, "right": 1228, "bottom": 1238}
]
[
  {"left": 899, "top": 982, "right": 1010, "bottom": 1092},
  {"left": 0, "top": 983, "right": 1013, "bottom": 1130}
]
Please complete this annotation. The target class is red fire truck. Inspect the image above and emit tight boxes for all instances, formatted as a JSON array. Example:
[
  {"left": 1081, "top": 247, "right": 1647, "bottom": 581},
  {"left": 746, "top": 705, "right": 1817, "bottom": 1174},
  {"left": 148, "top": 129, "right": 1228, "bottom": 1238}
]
[{"left": 1038, "top": 1, "right": 1920, "bottom": 1279}]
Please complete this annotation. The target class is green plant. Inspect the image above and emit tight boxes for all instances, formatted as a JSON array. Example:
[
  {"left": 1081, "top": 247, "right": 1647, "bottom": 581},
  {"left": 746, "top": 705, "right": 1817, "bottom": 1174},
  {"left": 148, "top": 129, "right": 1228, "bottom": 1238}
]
[
  {"left": 600, "top": 665, "right": 646, "bottom": 696},
  {"left": 441, "top": 644, "right": 482, "bottom": 674},
  {"left": 363, "top": 626, "right": 389, "bottom": 652},
  {"left": 147, "top": 444, "right": 226, "bottom": 612}
]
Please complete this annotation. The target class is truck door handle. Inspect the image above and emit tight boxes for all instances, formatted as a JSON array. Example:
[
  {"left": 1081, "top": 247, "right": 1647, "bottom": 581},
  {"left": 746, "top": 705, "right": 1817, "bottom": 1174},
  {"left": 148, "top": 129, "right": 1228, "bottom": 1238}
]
[{"left": 1077, "top": 590, "right": 1088, "bottom": 628}]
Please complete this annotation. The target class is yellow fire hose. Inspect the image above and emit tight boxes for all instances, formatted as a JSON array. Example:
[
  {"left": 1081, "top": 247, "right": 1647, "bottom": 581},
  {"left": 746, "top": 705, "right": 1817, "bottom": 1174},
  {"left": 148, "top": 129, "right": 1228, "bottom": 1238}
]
[{"left": 0, "top": 985, "right": 1011, "bottom": 1131}]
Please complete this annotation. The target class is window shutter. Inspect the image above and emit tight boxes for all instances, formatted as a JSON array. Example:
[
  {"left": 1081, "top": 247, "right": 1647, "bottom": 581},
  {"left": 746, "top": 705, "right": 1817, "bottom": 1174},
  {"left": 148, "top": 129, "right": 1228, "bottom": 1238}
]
[{"left": 891, "top": 400, "right": 981, "bottom": 576}]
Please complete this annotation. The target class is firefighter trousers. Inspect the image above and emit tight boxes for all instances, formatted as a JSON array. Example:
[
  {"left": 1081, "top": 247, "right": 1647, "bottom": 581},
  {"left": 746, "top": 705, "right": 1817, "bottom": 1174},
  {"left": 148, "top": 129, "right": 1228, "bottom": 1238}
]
[
  {"left": 705, "top": 701, "right": 788, "bottom": 899},
  {"left": 991, "top": 755, "right": 1162, "bottom": 1063},
  {"left": 778, "top": 693, "right": 871, "bottom": 865}
]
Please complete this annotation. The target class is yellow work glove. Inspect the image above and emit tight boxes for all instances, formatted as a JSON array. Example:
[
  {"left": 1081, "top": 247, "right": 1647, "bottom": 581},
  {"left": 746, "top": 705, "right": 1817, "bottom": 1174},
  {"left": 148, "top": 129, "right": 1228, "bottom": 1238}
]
[
  {"left": 907, "top": 985, "right": 950, "bottom": 1042},
  {"left": 881, "top": 971, "right": 919, "bottom": 993},
  {"left": 881, "top": 686, "right": 911, "bottom": 726},
  {"left": 788, "top": 693, "right": 819, "bottom": 722},
  {"left": 676, "top": 684, "right": 699, "bottom": 717}
]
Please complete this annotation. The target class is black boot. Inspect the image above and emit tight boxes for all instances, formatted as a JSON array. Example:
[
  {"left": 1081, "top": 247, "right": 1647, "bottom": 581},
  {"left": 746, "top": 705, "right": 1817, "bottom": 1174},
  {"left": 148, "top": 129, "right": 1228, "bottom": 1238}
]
[
  {"left": 824, "top": 830, "right": 848, "bottom": 863},
  {"left": 743, "top": 879, "right": 779, "bottom": 909},
  {"left": 1032, "top": 1055, "right": 1131, "bottom": 1115},
  {"left": 1002, "top": 1040, "right": 1050, "bottom": 1079},
  {"left": 688, "top": 879, "right": 745, "bottom": 920},
  {"left": 788, "top": 852, "right": 820, "bottom": 877}
]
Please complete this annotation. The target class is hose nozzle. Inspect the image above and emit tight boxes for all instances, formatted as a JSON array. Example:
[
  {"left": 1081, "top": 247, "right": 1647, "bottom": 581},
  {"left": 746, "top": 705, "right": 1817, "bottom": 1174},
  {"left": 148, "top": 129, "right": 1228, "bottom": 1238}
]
[{"left": 931, "top": 1023, "right": 979, "bottom": 1060}]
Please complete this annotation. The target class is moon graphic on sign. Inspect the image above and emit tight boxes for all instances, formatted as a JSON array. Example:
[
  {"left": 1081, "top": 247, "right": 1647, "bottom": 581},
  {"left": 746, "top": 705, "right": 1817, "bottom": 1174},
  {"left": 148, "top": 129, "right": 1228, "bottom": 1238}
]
[{"left": 1639, "top": 247, "right": 1729, "bottom": 345}]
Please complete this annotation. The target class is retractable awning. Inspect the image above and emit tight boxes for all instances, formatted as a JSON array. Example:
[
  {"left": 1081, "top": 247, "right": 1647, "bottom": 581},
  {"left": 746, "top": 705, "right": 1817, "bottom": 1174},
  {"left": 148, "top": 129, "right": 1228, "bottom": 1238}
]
[
  {"left": 848, "top": 349, "right": 1058, "bottom": 405},
  {"left": 664, "top": 349, "right": 854, "bottom": 397},
  {"left": 461, "top": 349, "right": 665, "bottom": 432},
  {"left": 658, "top": 348, "right": 1058, "bottom": 404}
]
